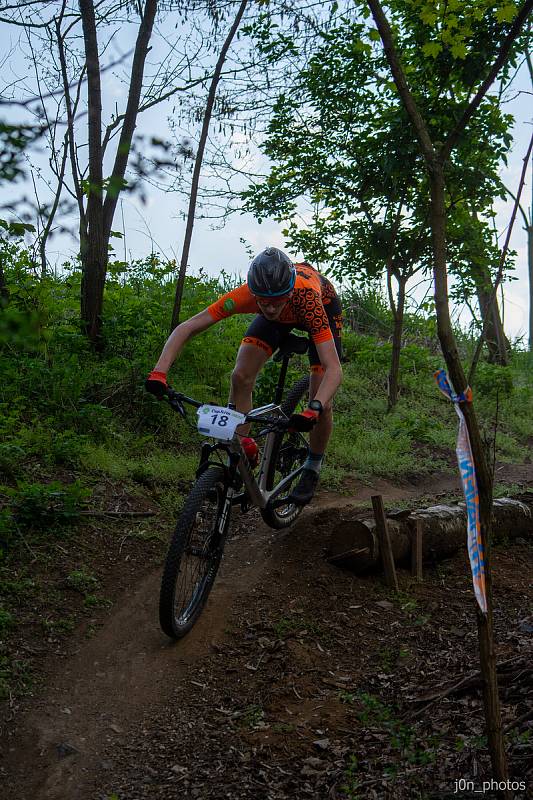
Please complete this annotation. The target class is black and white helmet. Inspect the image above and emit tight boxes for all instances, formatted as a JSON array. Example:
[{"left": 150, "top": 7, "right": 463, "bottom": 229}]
[{"left": 247, "top": 247, "right": 296, "bottom": 297}]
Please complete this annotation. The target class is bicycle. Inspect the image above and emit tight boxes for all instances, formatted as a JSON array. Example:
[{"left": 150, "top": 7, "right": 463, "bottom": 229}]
[{"left": 158, "top": 333, "right": 311, "bottom": 639}]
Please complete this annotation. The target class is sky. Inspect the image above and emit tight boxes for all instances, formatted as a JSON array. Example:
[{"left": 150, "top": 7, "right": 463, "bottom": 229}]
[
  {"left": 3, "top": 2, "right": 532, "bottom": 343},
  {"left": 120, "top": 59, "right": 533, "bottom": 344}
]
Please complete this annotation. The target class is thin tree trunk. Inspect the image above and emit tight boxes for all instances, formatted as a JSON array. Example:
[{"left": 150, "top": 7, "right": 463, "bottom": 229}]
[
  {"left": 527, "top": 43, "right": 533, "bottom": 352},
  {"left": 469, "top": 132, "right": 533, "bottom": 382},
  {"left": 102, "top": 0, "right": 157, "bottom": 242},
  {"left": 0, "top": 256, "right": 9, "bottom": 305},
  {"left": 475, "top": 267, "right": 509, "bottom": 365},
  {"left": 39, "top": 133, "right": 69, "bottom": 279},
  {"left": 501, "top": 186, "right": 531, "bottom": 350},
  {"left": 79, "top": 0, "right": 105, "bottom": 346},
  {"left": 78, "top": 0, "right": 158, "bottom": 347},
  {"left": 431, "top": 135, "right": 508, "bottom": 800},
  {"left": 529, "top": 170, "right": 533, "bottom": 351},
  {"left": 365, "top": 1, "right": 533, "bottom": 791},
  {"left": 170, "top": 0, "right": 249, "bottom": 332},
  {"left": 387, "top": 272, "right": 406, "bottom": 410}
]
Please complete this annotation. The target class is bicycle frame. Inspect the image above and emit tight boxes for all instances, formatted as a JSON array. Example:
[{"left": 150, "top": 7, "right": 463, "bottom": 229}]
[
  {"left": 167, "top": 335, "right": 309, "bottom": 512},
  {"left": 195, "top": 401, "right": 306, "bottom": 510}
]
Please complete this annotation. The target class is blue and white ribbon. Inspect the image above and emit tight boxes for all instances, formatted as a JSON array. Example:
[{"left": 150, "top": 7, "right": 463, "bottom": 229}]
[{"left": 434, "top": 369, "right": 487, "bottom": 614}]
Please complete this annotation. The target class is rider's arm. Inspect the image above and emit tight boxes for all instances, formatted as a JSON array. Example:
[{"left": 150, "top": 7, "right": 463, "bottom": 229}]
[
  {"left": 312, "top": 339, "right": 343, "bottom": 407},
  {"left": 154, "top": 309, "right": 217, "bottom": 373}
]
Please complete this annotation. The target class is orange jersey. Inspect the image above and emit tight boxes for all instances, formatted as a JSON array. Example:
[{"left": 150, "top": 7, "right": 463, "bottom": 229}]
[{"left": 207, "top": 263, "right": 338, "bottom": 345}]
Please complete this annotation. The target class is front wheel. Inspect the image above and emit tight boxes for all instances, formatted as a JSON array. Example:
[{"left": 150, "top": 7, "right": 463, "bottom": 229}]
[
  {"left": 159, "top": 466, "right": 229, "bottom": 639},
  {"left": 260, "top": 375, "right": 310, "bottom": 530}
]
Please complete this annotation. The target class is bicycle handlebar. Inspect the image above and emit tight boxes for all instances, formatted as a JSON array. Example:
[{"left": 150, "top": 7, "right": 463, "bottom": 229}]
[{"left": 165, "top": 387, "right": 291, "bottom": 431}]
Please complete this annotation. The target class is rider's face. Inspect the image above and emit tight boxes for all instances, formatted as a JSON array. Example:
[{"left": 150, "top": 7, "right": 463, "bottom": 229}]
[{"left": 255, "top": 292, "right": 292, "bottom": 320}]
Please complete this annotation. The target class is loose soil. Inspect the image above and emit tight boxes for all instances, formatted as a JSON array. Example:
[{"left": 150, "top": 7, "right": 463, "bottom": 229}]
[{"left": 1, "top": 465, "right": 532, "bottom": 800}]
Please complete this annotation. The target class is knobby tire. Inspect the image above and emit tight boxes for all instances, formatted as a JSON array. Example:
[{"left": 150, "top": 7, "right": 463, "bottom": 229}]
[
  {"left": 261, "top": 375, "right": 310, "bottom": 529},
  {"left": 159, "top": 466, "right": 228, "bottom": 639}
]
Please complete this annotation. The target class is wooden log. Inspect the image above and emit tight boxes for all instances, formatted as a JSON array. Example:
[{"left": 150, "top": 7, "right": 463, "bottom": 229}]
[
  {"left": 327, "top": 516, "right": 406, "bottom": 571},
  {"left": 411, "top": 519, "right": 423, "bottom": 581},
  {"left": 328, "top": 497, "right": 532, "bottom": 573},
  {"left": 371, "top": 495, "right": 398, "bottom": 590}
]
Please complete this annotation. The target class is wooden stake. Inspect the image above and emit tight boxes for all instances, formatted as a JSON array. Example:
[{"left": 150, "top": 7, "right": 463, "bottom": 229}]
[
  {"left": 371, "top": 495, "right": 398, "bottom": 591},
  {"left": 411, "top": 519, "right": 423, "bottom": 581}
]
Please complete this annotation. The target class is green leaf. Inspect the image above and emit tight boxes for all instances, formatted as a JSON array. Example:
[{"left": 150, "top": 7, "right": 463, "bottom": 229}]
[
  {"left": 450, "top": 42, "right": 468, "bottom": 59},
  {"left": 420, "top": 9, "right": 438, "bottom": 26},
  {"left": 495, "top": 4, "right": 516, "bottom": 23},
  {"left": 422, "top": 42, "right": 442, "bottom": 58},
  {"left": 368, "top": 28, "right": 381, "bottom": 41}
]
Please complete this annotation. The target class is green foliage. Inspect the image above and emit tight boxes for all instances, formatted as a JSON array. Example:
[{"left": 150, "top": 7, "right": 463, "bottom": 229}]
[
  {"left": 0, "top": 243, "right": 531, "bottom": 533},
  {"left": 473, "top": 361, "right": 514, "bottom": 399},
  {"left": 0, "top": 606, "right": 14, "bottom": 636},
  {"left": 8, "top": 481, "right": 88, "bottom": 531},
  {"left": 66, "top": 569, "right": 100, "bottom": 594},
  {"left": 242, "top": 0, "right": 519, "bottom": 339}
]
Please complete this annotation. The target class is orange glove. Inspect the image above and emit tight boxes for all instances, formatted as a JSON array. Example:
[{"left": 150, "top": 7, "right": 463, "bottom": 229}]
[
  {"left": 288, "top": 409, "right": 319, "bottom": 432},
  {"left": 145, "top": 370, "right": 168, "bottom": 398}
]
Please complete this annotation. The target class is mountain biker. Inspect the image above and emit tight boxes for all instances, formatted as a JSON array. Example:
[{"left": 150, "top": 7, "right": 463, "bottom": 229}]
[{"left": 146, "top": 247, "right": 343, "bottom": 505}]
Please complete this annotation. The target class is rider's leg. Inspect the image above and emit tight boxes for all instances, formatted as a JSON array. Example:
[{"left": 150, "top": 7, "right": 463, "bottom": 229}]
[
  {"left": 229, "top": 341, "right": 270, "bottom": 437},
  {"left": 230, "top": 341, "right": 270, "bottom": 412},
  {"left": 309, "top": 367, "right": 333, "bottom": 457},
  {"left": 231, "top": 316, "right": 287, "bottom": 429}
]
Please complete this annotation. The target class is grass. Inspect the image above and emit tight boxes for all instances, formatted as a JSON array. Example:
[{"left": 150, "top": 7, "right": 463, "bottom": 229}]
[{"left": 1, "top": 254, "right": 532, "bottom": 706}]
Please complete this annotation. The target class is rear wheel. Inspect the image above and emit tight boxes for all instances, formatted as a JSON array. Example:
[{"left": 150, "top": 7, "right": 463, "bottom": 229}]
[
  {"left": 159, "top": 466, "right": 229, "bottom": 639},
  {"left": 260, "top": 375, "right": 310, "bottom": 529}
]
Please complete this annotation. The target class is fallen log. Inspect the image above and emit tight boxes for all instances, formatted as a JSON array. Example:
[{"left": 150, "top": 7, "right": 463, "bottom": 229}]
[{"left": 328, "top": 497, "right": 532, "bottom": 573}]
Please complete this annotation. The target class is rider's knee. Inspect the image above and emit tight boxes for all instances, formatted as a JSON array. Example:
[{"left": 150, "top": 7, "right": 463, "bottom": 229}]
[{"left": 231, "top": 365, "right": 257, "bottom": 392}]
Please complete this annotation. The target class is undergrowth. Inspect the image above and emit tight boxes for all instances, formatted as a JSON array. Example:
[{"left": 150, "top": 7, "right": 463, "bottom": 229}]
[{"left": 0, "top": 244, "right": 532, "bottom": 699}]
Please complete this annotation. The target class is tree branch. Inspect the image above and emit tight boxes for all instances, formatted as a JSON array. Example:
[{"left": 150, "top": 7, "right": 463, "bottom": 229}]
[
  {"left": 442, "top": 0, "right": 533, "bottom": 161},
  {"left": 56, "top": 12, "right": 87, "bottom": 235},
  {"left": 366, "top": 0, "right": 435, "bottom": 162},
  {"left": 102, "top": 0, "right": 158, "bottom": 240},
  {"left": 468, "top": 130, "right": 533, "bottom": 382}
]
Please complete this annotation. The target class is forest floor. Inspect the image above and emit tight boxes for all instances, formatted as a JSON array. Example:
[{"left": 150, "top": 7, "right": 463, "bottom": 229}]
[{"left": 0, "top": 464, "right": 532, "bottom": 800}]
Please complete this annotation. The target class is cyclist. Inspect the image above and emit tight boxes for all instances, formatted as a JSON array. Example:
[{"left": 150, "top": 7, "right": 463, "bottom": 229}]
[{"left": 146, "top": 247, "right": 343, "bottom": 505}]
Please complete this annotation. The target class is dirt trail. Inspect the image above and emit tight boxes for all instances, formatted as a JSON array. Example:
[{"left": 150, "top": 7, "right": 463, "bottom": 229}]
[
  {"left": 1, "top": 467, "right": 531, "bottom": 800},
  {"left": 2, "top": 522, "right": 276, "bottom": 800}
]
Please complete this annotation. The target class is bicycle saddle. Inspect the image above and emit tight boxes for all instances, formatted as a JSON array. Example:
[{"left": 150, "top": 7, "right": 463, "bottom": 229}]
[{"left": 274, "top": 333, "right": 309, "bottom": 361}]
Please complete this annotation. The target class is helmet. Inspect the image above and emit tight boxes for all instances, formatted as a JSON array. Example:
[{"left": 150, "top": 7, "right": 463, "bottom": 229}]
[{"left": 247, "top": 247, "right": 295, "bottom": 297}]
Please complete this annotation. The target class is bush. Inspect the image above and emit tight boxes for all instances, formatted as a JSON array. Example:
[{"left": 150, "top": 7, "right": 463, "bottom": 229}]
[{"left": 8, "top": 481, "right": 89, "bottom": 531}]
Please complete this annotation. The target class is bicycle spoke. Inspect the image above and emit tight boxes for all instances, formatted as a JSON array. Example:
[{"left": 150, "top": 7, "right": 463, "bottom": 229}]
[{"left": 172, "top": 490, "right": 220, "bottom": 626}]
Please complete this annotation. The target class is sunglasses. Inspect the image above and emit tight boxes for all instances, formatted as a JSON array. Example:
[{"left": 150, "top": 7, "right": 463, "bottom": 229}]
[{"left": 254, "top": 294, "right": 290, "bottom": 307}]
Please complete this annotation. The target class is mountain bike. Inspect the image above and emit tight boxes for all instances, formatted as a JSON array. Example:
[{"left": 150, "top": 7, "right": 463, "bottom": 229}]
[{"left": 159, "top": 333, "right": 311, "bottom": 639}]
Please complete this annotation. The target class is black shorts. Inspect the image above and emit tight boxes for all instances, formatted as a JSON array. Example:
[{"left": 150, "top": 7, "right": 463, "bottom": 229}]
[{"left": 241, "top": 293, "right": 342, "bottom": 373}]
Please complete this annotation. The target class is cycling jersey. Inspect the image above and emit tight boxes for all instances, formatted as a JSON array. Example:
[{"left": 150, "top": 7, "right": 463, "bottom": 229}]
[{"left": 207, "top": 263, "right": 339, "bottom": 345}]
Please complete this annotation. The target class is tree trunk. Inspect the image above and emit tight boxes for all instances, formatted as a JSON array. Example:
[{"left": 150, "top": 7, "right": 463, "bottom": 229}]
[
  {"left": 387, "top": 273, "right": 406, "bottom": 410},
  {"left": 170, "top": 0, "right": 249, "bottom": 332},
  {"left": 329, "top": 497, "right": 533, "bottom": 572},
  {"left": 0, "top": 255, "right": 9, "bottom": 305},
  {"left": 102, "top": 0, "right": 158, "bottom": 242},
  {"left": 527, "top": 216, "right": 533, "bottom": 353},
  {"left": 525, "top": 41, "right": 533, "bottom": 352},
  {"left": 428, "top": 157, "right": 508, "bottom": 787},
  {"left": 79, "top": 0, "right": 105, "bottom": 346},
  {"left": 78, "top": 0, "right": 158, "bottom": 347},
  {"left": 474, "top": 267, "right": 510, "bottom": 365},
  {"left": 39, "top": 133, "right": 69, "bottom": 280}
]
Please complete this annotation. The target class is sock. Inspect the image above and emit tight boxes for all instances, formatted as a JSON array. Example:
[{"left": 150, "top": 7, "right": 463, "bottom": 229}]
[{"left": 303, "top": 451, "right": 324, "bottom": 474}]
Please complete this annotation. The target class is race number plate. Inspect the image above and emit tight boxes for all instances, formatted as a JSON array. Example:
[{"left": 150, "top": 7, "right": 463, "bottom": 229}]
[{"left": 197, "top": 405, "right": 246, "bottom": 441}]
